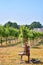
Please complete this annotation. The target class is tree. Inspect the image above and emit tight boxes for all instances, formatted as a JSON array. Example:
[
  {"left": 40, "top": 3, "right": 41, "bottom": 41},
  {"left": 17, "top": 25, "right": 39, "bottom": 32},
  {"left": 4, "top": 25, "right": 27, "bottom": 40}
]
[
  {"left": 4, "top": 21, "right": 12, "bottom": 28},
  {"left": 29, "top": 22, "right": 42, "bottom": 29},
  {"left": 4, "top": 21, "right": 19, "bottom": 29},
  {"left": 12, "top": 22, "right": 19, "bottom": 29}
]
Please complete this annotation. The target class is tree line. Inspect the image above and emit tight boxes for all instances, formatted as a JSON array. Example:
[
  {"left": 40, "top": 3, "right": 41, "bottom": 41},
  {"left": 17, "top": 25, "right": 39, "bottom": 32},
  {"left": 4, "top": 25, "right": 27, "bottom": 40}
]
[{"left": 3, "top": 21, "right": 43, "bottom": 29}]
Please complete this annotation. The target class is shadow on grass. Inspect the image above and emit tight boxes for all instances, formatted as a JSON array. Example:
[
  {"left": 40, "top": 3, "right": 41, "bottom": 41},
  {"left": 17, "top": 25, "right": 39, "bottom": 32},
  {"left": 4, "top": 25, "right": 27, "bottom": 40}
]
[
  {"left": 31, "top": 61, "right": 43, "bottom": 65},
  {"left": 32, "top": 40, "right": 43, "bottom": 49},
  {"left": 36, "top": 42, "right": 43, "bottom": 46},
  {"left": 35, "top": 40, "right": 43, "bottom": 46},
  {"left": 24, "top": 59, "right": 43, "bottom": 65},
  {"left": 32, "top": 46, "right": 41, "bottom": 49},
  {"left": 0, "top": 42, "right": 21, "bottom": 48},
  {"left": 19, "top": 59, "right": 43, "bottom": 65}
]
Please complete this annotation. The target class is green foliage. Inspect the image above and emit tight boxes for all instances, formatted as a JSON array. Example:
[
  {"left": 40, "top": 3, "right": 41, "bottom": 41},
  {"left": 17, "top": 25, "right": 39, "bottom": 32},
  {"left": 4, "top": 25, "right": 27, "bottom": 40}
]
[
  {"left": 0, "top": 25, "right": 43, "bottom": 41},
  {"left": 22, "top": 26, "right": 29, "bottom": 39},
  {"left": 4, "top": 21, "right": 12, "bottom": 28},
  {"left": 4, "top": 21, "right": 19, "bottom": 29},
  {"left": 0, "top": 26, "right": 5, "bottom": 37},
  {"left": 4, "top": 21, "right": 43, "bottom": 30},
  {"left": 0, "top": 25, "right": 19, "bottom": 38},
  {"left": 29, "top": 22, "right": 42, "bottom": 29}
]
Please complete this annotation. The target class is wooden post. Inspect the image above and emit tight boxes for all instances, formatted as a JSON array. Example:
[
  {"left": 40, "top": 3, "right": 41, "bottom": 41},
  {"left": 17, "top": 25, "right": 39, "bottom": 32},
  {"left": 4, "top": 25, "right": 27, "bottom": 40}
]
[
  {"left": 6, "top": 37, "right": 7, "bottom": 45},
  {"left": 1, "top": 37, "right": 2, "bottom": 46},
  {"left": 22, "top": 43, "right": 30, "bottom": 62}
]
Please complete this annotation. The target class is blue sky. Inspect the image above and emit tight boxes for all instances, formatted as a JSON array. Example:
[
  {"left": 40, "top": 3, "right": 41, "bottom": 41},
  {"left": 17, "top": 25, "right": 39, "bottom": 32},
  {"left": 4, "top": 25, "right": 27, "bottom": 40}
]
[{"left": 0, "top": 0, "right": 43, "bottom": 25}]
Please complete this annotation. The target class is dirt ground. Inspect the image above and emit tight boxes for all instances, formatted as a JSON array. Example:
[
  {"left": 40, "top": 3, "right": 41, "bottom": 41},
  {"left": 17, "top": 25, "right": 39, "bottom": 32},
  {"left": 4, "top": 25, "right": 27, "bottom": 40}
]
[{"left": 0, "top": 44, "right": 43, "bottom": 65}]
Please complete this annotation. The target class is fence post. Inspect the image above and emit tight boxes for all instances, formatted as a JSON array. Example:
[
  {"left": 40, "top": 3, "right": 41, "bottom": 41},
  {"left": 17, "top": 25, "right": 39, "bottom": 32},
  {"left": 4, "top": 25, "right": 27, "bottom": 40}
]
[
  {"left": 1, "top": 37, "right": 2, "bottom": 46},
  {"left": 6, "top": 37, "right": 7, "bottom": 45}
]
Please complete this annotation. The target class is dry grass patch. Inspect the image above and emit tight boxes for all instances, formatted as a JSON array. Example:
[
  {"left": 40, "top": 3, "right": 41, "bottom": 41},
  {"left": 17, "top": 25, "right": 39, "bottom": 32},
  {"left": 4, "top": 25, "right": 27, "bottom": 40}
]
[{"left": 0, "top": 44, "right": 43, "bottom": 65}]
